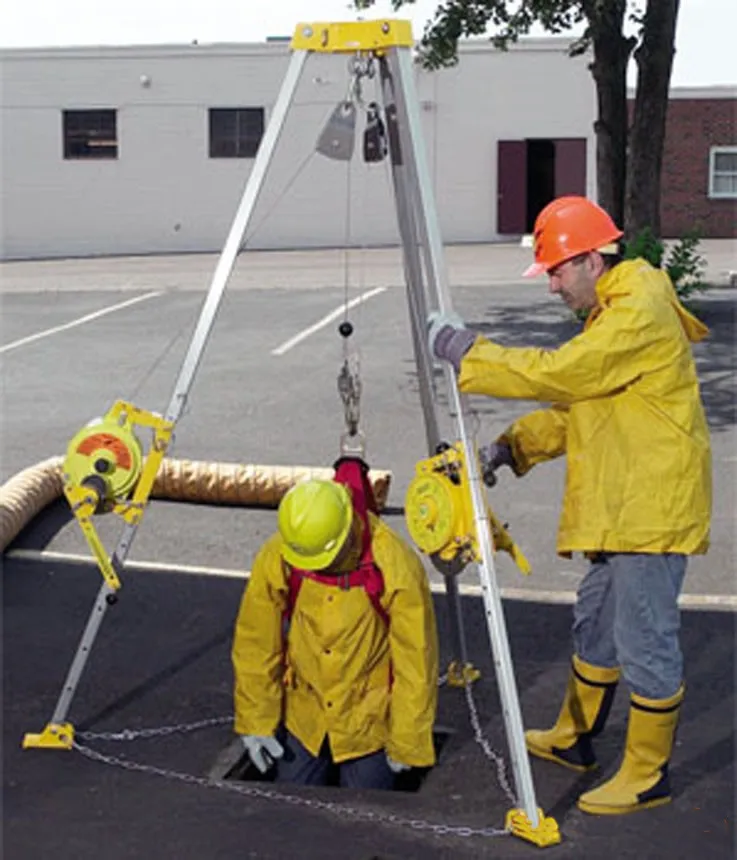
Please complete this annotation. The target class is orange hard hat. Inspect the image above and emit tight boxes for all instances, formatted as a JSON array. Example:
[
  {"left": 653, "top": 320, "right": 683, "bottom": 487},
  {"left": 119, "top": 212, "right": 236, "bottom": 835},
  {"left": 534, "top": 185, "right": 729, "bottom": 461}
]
[{"left": 523, "top": 196, "right": 623, "bottom": 277}]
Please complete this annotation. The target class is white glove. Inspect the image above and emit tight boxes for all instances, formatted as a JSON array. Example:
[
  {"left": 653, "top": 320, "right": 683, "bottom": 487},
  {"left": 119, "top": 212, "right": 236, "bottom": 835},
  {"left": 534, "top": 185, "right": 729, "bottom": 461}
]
[
  {"left": 427, "top": 310, "right": 476, "bottom": 371},
  {"left": 240, "top": 734, "right": 284, "bottom": 774},
  {"left": 427, "top": 309, "right": 466, "bottom": 356},
  {"left": 386, "top": 753, "right": 411, "bottom": 774}
]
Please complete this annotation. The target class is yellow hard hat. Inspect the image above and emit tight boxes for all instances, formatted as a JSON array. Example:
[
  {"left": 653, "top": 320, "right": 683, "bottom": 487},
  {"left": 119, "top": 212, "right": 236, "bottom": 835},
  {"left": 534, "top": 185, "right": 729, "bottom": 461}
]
[{"left": 278, "top": 479, "right": 353, "bottom": 571}]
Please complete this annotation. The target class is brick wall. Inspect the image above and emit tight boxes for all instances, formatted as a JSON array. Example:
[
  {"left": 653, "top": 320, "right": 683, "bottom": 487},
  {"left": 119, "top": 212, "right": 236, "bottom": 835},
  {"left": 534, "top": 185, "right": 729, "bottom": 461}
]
[{"left": 659, "top": 97, "right": 736, "bottom": 238}]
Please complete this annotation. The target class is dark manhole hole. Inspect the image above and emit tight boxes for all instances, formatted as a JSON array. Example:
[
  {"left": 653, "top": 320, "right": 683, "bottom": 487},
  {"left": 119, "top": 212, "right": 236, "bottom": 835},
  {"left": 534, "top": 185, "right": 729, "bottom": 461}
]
[{"left": 208, "top": 728, "right": 453, "bottom": 793}]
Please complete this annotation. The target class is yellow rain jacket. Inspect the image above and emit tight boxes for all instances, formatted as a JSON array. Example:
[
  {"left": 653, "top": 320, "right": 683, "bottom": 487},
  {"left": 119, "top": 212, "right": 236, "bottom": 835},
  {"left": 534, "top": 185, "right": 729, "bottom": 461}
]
[
  {"left": 458, "top": 259, "right": 712, "bottom": 556},
  {"left": 232, "top": 513, "right": 438, "bottom": 766}
]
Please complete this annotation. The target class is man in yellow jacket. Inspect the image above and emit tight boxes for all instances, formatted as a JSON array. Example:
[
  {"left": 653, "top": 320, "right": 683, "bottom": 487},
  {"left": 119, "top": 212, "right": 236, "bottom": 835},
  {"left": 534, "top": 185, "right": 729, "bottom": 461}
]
[
  {"left": 232, "top": 461, "right": 438, "bottom": 789},
  {"left": 428, "top": 196, "right": 712, "bottom": 816}
]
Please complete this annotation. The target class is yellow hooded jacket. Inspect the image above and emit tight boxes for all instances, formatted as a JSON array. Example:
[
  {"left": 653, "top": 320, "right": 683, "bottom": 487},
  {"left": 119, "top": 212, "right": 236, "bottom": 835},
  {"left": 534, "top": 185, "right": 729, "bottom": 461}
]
[
  {"left": 232, "top": 513, "right": 438, "bottom": 765},
  {"left": 458, "top": 258, "right": 712, "bottom": 556}
]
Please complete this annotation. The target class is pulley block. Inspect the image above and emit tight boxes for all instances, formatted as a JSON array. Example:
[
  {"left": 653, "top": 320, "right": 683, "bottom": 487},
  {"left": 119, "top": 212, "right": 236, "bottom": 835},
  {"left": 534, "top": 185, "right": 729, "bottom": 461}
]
[{"left": 405, "top": 443, "right": 531, "bottom": 575}]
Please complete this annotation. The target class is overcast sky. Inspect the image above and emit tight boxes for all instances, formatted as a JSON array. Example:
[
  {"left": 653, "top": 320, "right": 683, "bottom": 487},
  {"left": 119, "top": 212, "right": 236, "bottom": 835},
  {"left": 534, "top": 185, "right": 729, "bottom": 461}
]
[{"left": 2, "top": 0, "right": 736, "bottom": 87}]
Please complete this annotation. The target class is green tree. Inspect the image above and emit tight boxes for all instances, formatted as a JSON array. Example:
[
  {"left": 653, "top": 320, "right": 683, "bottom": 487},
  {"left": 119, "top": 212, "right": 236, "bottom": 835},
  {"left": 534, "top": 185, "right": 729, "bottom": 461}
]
[{"left": 355, "top": 1, "right": 681, "bottom": 238}]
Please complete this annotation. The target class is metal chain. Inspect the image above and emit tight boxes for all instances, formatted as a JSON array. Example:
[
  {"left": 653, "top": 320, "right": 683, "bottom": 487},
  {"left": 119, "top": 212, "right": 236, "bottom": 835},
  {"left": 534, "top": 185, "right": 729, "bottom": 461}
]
[
  {"left": 77, "top": 715, "right": 232, "bottom": 742},
  {"left": 72, "top": 740, "right": 508, "bottom": 840},
  {"left": 463, "top": 683, "right": 517, "bottom": 806},
  {"left": 71, "top": 674, "right": 516, "bottom": 839}
]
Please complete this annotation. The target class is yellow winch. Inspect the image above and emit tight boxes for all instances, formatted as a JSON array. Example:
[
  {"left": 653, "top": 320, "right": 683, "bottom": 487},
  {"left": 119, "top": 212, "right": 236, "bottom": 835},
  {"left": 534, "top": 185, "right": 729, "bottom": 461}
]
[
  {"left": 405, "top": 443, "right": 531, "bottom": 575},
  {"left": 62, "top": 400, "right": 174, "bottom": 590}
]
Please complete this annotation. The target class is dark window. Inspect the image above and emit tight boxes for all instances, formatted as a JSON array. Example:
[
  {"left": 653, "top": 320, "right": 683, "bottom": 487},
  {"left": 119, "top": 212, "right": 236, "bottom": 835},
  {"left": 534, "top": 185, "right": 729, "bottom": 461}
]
[
  {"left": 209, "top": 108, "right": 264, "bottom": 158},
  {"left": 63, "top": 109, "right": 118, "bottom": 159}
]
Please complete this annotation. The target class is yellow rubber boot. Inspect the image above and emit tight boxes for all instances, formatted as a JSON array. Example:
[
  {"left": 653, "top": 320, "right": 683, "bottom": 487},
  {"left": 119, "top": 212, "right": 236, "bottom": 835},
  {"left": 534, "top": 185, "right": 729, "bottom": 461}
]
[
  {"left": 577, "top": 684, "right": 684, "bottom": 815},
  {"left": 526, "top": 655, "right": 620, "bottom": 772}
]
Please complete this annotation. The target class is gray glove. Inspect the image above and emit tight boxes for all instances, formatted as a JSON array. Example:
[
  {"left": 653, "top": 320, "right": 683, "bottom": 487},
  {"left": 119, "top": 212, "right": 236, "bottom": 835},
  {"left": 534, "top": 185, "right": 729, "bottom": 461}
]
[
  {"left": 386, "top": 753, "right": 411, "bottom": 774},
  {"left": 427, "top": 310, "right": 477, "bottom": 372},
  {"left": 240, "top": 734, "right": 284, "bottom": 774},
  {"left": 478, "top": 441, "right": 516, "bottom": 487}
]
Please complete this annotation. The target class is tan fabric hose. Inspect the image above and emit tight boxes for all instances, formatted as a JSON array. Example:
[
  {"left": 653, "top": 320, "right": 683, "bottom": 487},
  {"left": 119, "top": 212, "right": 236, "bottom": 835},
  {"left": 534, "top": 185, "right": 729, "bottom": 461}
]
[{"left": 0, "top": 457, "right": 392, "bottom": 553}]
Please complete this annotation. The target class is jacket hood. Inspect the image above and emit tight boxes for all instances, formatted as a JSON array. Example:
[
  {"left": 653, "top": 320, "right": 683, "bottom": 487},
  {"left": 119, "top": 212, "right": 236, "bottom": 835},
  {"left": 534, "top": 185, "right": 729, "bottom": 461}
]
[{"left": 596, "top": 259, "right": 709, "bottom": 344}]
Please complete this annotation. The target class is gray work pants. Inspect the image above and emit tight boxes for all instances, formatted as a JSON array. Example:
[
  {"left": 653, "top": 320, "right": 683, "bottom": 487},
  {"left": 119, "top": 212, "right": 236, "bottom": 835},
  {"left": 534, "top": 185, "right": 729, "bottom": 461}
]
[{"left": 572, "top": 552, "right": 687, "bottom": 700}]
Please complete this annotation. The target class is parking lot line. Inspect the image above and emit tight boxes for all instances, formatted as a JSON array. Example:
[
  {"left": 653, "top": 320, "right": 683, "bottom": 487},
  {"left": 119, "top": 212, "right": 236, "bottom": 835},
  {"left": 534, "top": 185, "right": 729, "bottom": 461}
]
[
  {"left": 8, "top": 548, "right": 737, "bottom": 611},
  {"left": 271, "top": 286, "right": 387, "bottom": 356},
  {"left": 0, "top": 291, "right": 162, "bottom": 354}
]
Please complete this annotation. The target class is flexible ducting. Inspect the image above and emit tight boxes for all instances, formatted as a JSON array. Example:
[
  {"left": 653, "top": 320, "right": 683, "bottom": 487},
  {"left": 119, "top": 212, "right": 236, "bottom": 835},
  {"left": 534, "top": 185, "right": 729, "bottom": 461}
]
[{"left": 0, "top": 457, "right": 392, "bottom": 553}]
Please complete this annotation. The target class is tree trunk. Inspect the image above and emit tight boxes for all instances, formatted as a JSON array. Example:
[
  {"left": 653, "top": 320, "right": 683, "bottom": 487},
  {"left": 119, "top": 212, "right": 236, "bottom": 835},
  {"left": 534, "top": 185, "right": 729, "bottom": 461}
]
[
  {"left": 625, "top": 0, "right": 680, "bottom": 238},
  {"left": 585, "top": 0, "right": 634, "bottom": 228}
]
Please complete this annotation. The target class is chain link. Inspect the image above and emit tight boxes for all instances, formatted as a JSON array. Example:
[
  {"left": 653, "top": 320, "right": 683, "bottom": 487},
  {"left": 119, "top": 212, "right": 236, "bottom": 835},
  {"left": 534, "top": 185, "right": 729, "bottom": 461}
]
[
  {"left": 77, "top": 715, "right": 232, "bottom": 742},
  {"left": 71, "top": 675, "right": 514, "bottom": 839},
  {"left": 463, "top": 684, "right": 517, "bottom": 806},
  {"left": 72, "top": 740, "right": 509, "bottom": 840}
]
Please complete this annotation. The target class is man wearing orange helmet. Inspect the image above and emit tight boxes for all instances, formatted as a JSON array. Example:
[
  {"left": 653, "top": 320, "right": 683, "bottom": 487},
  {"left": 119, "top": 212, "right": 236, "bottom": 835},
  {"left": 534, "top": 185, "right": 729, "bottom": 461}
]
[
  {"left": 428, "top": 196, "right": 712, "bottom": 816},
  {"left": 231, "top": 458, "right": 438, "bottom": 789}
]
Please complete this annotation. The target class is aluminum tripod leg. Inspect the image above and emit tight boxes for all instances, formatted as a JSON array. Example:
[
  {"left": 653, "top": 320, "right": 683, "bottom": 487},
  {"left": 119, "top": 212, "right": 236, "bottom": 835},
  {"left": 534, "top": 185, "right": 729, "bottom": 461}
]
[
  {"left": 376, "top": 63, "right": 470, "bottom": 669},
  {"left": 385, "top": 46, "right": 541, "bottom": 828},
  {"left": 42, "top": 50, "right": 309, "bottom": 732}
]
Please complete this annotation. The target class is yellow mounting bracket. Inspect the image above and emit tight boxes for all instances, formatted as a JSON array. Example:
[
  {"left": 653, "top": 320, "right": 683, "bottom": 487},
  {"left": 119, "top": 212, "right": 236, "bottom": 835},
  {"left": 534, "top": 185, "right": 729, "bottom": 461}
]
[
  {"left": 290, "top": 19, "right": 413, "bottom": 53},
  {"left": 506, "top": 807, "right": 561, "bottom": 848},
  {"left": 446, "top": 660, "right": 481, "bottom": 688},
  {"left": 404, "top": 443, "right": 531, "bottom": 575},
  {"left": 22, "top": 722, "right": 75, "bottom": 750},
  {"left": 62, "top": 400, "right": 174, "bottom": 590}
]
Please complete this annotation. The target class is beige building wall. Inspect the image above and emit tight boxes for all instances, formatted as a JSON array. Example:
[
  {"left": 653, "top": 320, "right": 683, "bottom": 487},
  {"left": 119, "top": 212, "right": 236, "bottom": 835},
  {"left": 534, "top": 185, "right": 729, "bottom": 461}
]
[{"left": 0, "top": 38, "right": 596, "bottom": 260}]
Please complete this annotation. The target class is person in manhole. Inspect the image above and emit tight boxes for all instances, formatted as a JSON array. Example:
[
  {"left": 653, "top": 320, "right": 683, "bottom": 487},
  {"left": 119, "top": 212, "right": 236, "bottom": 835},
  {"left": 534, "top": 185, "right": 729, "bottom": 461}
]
[
  {"left": 232, "top": 457, "right": 439, "bottom": 789},
  {"left": 427, "top": 195, "right": 712, "bottom": 816}
]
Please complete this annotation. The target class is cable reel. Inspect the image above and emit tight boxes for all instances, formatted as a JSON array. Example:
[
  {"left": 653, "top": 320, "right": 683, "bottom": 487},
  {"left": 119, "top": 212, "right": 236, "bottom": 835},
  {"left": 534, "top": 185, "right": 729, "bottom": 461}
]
[
  {"left": 405, "top": 443, "right": 532, "bottom": 576},
  {"left": 66, "top": 419, "right": 143, "bottom": 512},
  {"left": 62, "top": 400, "right": 174, "bottom": 591}
]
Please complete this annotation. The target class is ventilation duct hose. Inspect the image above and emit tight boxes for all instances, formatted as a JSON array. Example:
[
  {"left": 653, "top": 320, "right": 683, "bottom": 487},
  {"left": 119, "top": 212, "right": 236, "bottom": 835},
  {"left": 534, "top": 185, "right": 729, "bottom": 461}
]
[{"left": 0, "top": 457, "right": 392, "bottom": 553}]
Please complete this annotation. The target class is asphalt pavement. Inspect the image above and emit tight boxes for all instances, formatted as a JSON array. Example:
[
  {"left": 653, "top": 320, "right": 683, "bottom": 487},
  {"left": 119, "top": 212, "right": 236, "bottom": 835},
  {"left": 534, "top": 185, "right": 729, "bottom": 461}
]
[
  {"left": 4, "top": 555, "right": 735, "bottom": 860},
  {"left": 2, "top": 245, "right": 735, "bottom": 859}
]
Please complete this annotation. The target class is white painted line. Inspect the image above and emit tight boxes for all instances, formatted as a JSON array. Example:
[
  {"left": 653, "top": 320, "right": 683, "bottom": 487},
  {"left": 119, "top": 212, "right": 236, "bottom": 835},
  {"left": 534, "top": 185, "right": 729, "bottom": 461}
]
[
  {"left": 7, "top": 548, "right": 248, "bottom": 580},
  {"left": 8, "top": 548, "right": 737, "bottom": 611},
  {"left": 271, "top": 287, "right": 387, "bottom": 356},
  {"left": 0, "top": 291, "right": 163, "bottom": 354}
]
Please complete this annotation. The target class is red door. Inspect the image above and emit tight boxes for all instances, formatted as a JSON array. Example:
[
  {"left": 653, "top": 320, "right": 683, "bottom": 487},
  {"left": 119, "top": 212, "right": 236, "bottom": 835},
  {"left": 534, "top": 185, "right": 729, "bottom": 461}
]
[
  {"left": 554, "top": 139, "right": 587, "bottom": 196},
  {"left": 497, "top": 140, "right": 527, "bottom": 234}
]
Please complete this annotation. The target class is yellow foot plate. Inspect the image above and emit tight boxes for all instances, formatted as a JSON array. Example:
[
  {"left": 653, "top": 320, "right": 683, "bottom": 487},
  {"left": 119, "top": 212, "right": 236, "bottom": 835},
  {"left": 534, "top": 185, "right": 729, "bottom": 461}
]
[
  {"left": 22, "top": 722, "right": 75, "bottom": 750},
  {"left": 506, "top": 807, "right": 561, "bottom": 847}
]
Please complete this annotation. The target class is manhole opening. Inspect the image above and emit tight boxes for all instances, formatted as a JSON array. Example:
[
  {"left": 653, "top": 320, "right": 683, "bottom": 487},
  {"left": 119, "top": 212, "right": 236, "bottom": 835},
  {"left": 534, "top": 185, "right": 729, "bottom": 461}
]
[{"left": 209, "top": 729, "right": 453, "bottom": 794}]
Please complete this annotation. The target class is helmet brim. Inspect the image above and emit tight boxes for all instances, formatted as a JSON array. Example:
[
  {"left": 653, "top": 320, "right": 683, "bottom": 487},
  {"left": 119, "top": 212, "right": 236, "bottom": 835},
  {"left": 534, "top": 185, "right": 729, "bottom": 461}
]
[{"left": 522, "top": 262, "right": 547, "bottom": 278}]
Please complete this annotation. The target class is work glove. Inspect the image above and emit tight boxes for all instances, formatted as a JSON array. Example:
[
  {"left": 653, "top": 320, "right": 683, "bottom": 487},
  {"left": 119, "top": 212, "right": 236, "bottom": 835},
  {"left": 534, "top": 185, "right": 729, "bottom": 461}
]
[
  {"left": 478, "top": 441, "right": 516, "bottom": 487},
  {"left": 386, "top": 754, "right": 412, "bottom": 774},
  {"left": 427, "top": 310, "right": 477, "bottom": 373},
  {"left": 240, "top": 734, "right": 284, "bottom": 774}
]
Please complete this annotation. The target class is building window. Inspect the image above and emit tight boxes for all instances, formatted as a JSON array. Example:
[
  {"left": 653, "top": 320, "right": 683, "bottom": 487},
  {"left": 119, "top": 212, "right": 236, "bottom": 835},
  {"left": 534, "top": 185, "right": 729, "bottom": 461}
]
[
  {"left": 709, "top": 146, "right": 737, "bottom": 198},
  {"left": 63, "top": 109, "right": 118, "bottom": 159},
  {"left": 209, "top": 108, "right": 265, "bottom": 158}
]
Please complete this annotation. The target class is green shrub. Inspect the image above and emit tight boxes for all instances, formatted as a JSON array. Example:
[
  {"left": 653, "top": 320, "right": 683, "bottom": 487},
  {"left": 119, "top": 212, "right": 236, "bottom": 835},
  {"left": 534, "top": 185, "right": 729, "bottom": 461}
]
[{"left": 624, "top": 228, "right": 708, "bottom": 303}]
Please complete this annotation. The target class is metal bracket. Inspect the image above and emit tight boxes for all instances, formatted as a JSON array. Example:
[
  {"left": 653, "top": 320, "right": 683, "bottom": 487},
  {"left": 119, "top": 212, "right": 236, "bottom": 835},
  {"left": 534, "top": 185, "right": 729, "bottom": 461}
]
[
  {"left": 446, "top": 660, "right": 481, "bottom": 688},
  {"left": 62, "top": 400, "right": 174, "bottom": 590},
  {"left": 505, "top": 808, "right": 561, "bottom": 848},
  {"left": 22, "top": 722, "right": 75, "bottom": 750}
]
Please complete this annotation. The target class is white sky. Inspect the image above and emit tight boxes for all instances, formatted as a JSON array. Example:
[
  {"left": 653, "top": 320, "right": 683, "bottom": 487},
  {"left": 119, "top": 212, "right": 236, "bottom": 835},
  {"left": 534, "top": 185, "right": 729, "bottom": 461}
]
[{"left": 2, "top": 0, "right": 736, "bottom": 87}]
